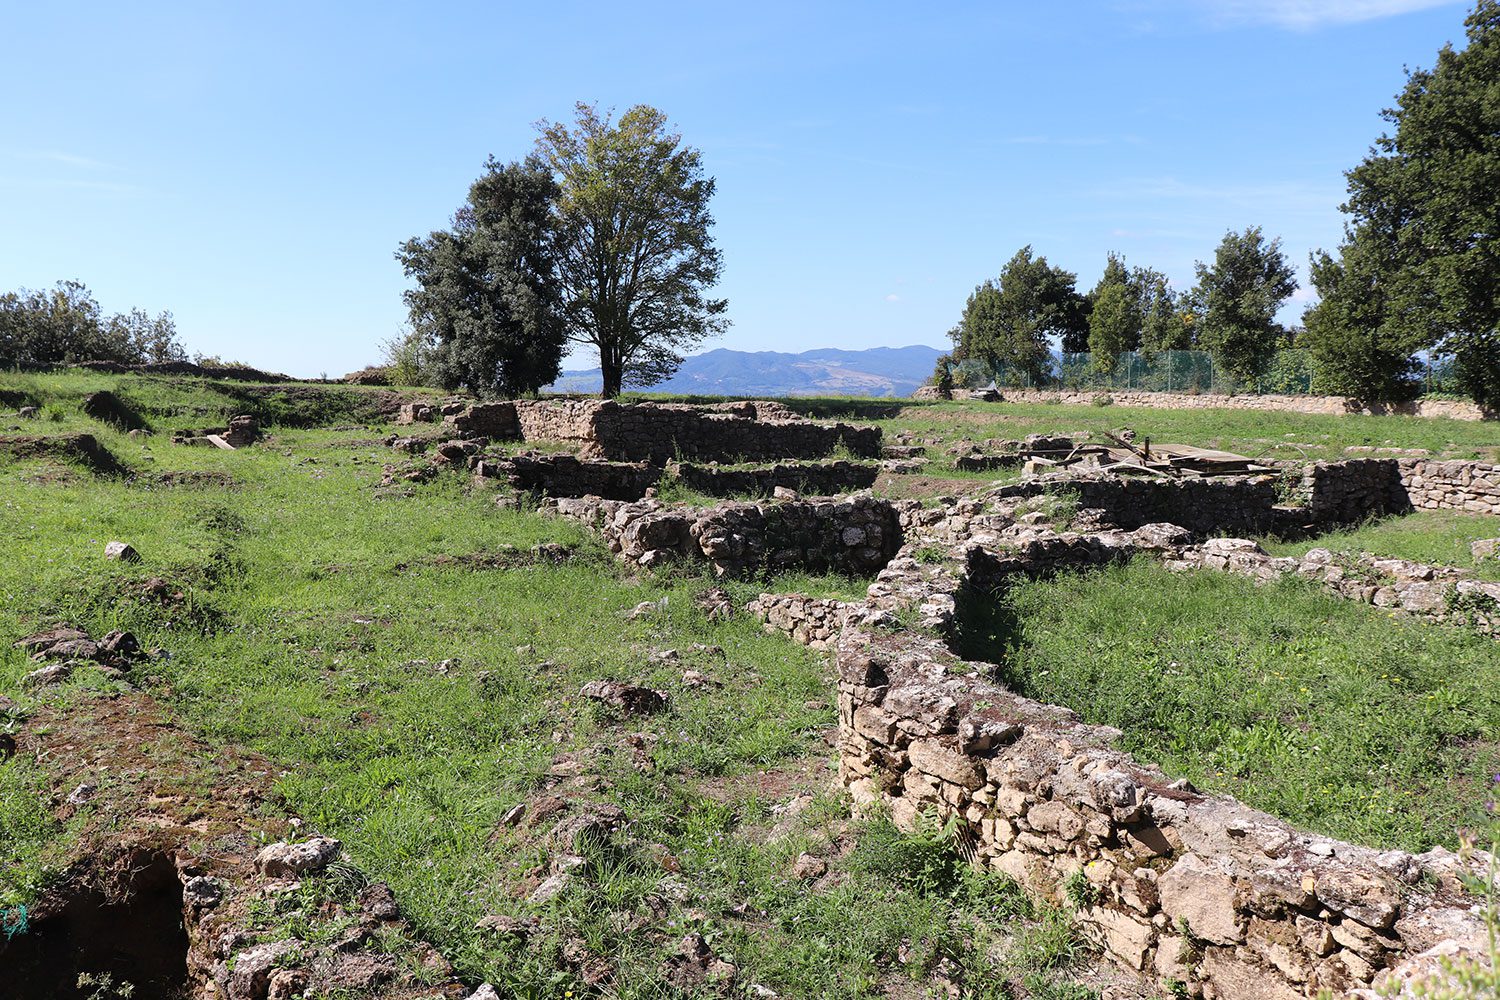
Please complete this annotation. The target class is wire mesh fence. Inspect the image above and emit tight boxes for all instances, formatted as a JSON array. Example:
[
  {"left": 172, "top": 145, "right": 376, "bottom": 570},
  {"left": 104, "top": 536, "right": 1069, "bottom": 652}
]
[{"left": 956, "top": 350, "right": 1466, "bottom": 397}]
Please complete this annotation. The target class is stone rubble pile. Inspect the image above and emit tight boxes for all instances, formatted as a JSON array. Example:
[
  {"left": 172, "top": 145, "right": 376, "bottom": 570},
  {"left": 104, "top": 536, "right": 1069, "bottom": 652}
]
[{"left": 1165, "top": 539, "right": 1500, "bottom": 635}]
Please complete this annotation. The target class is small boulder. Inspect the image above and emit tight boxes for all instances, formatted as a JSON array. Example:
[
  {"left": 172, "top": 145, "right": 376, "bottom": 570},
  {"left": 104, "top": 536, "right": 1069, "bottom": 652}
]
[
  {"left": 791, "top": 853, "right": 828, "bottom": 880},
  {"left": 104, "top": 541, "right": 140, "bottom": 562},
  {"left": 358, "top": 881, "right": 400, "bottom": 920},
  {"left": 528, "top": 871, "right": 572, "bottom": 904},
  {"left": 1473, "top": 538, "right": 1499, "bottom": 562},
  {"left": 22, "top": 662, "right": 74, "bottom": 688},
  {"left": 99, "top": 630, "right": 140, "bottom": 658},
  {"left": 32, "top": 637, "right": 100, "bottom": 662},
  {"left": 255, "top": 836, "right": 341, "bottom": 878},
  {"left": 14, "top": 626, "right": 88, "bottom": 654},
  {"left": 580, "top": 680, "right": 668, "bottom": 715},
  {"left": 183, "top": 875, "right": 223, "bottom": 910}
]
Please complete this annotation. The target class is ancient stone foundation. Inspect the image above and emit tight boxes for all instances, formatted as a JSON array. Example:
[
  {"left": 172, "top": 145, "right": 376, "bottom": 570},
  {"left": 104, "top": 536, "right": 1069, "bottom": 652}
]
[
  {"left": 993, "top": 474, "right": 1284, "bottom": 536},
  {"left": 737, "top": 486, "right": 1494, "bottom": 998},
  {"left": 476, "top": 452, "right": 662, "bottom": 502},
  {"left": 546, "top": 493, "right": 901, "bottom": 576},
  {"left": 446, "top": 399, "right": 882, "bottom": 464},
  {"left": 834, "top": 627, "right": 1483, "bottom": 1000},
  {"left": 913, "top": 385, "right": 1493, "bottom": 422},
  {"left": 670, "top": 459, "right": 880, "bottom": 497},
  {"left": 1399, "top": 458, "right": 1500, "bottom": 516}
]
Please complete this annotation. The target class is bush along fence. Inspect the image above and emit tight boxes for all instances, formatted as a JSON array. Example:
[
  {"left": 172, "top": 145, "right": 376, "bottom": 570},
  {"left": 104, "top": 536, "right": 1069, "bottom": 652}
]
[{"left": 947, "top": 349, "right": 1471, "bottom": 399}]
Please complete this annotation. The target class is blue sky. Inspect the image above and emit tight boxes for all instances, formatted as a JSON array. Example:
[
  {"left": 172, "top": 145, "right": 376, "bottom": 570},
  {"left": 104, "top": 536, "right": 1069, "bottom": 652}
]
[{"left": 0, "top": 0, "right": 1474, "bottom": 377}]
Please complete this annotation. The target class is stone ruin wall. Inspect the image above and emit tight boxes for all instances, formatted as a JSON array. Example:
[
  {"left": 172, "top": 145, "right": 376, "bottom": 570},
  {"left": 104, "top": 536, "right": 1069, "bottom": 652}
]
[
  {"left": 1299, "top": 457, "right": 1500, "bottom": 523},
  {"left": 834, "top": 626, "right": 1482, "bottom": 1000},
  {"left": 915, "top": 385, "right": 1493, "bottom": 423},
  {"left": 444, "top": 399, "right": 883, "bottom": 465},
  {"left": 992, "top": 475, "right": 1284, "bottom": 536},
  {"left": 1002, "top": 458, "right": 1500, "bottom": 541},
  {"left": 724, "top": 465, "right": 1500, "bottom": 999},
  {"left": 670, "top": 459, "right": 880, "bottom": 498},
  {"left": 546, "top": 493, "right": 901, "bottom": 577},
  {"left": 478, "top": 452, "right": 663, "bottom": 502},
  {"left": 581, "top": 401, "right": 881, "bottom": 464},
  {"left": 1400, "top": 458, "right": 1500, "bottom": 516}
]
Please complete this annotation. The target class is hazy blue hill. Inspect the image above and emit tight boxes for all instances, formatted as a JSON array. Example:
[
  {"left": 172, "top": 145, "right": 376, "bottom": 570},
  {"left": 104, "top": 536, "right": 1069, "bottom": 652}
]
[{"left": 548, "top": 345, "right": 944, "bottom": 397}]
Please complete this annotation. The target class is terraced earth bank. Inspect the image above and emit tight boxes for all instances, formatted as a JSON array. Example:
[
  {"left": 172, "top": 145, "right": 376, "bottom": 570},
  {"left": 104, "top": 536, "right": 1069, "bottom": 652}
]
[{"left": 3, "top": 370, "right": 1499, "bottom": 1000}]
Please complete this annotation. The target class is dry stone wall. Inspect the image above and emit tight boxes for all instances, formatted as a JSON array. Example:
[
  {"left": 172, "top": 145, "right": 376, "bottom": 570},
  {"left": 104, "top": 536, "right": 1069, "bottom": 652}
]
[
  {"left": 739, "top": 489, "right": 1492, "bottom": 998},
  {"left": 476, "top": 452, "right": 662, "bottom": 501},
  {"left": 834, "top": 626, "right": 1485, "bottom": 1000},
  {"left": 670, "top": 459, "right": 880, "bottom": 497},
  {"left": 1302, "top": 459, "right": 1409, "bottom": 527},
  {"left": 447, "top": 399, "right": 882, "bottom": 464},
  {"left": 1398, "top": 458, "right": 1500, "bottom": 515},
  {"left": 991, "top": 474, "right": 1284, "bottom": 536},
  {"left": 546, "top": 493, "right": 901, "bottom": 577},
  {"left": 914, "top": 385, "right": 1492, "bottom": 422}
]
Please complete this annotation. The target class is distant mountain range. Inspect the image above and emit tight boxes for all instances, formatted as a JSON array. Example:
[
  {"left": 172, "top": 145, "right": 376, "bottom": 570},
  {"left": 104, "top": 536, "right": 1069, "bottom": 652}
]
[{"left": 548, "top": 345, "right": 945, "bottom": 398}]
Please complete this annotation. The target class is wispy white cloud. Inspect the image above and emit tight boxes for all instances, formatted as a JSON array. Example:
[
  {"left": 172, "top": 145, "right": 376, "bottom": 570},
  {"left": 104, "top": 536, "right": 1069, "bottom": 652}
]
[
  {"left": 884, "top": 293, "right": 901, "bottom": 303},
  {"left": 1160, "top": 0, "right": 1462, "bottom": 30},
  {"left": 6, "top": 148, "right": 114, "bottom": 170},
  {"left": 1005, "top": 135, "right": 1112, "bottom": 147},
  {"left": 0, "top": 175, "right": 139, "bottom": 194}
]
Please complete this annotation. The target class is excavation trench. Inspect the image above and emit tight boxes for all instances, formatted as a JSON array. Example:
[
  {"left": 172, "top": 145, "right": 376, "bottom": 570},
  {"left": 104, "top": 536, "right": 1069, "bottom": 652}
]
[{"left": 0, "top": 850, "right": 191, "bottom": 1000}]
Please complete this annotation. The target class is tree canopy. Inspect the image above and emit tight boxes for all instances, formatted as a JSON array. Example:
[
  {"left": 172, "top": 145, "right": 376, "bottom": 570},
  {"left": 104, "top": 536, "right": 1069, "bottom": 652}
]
[
  {"left": 954, "top": 247, "right": 1086, "bottom": 383},
  {"left": 1305, "top": 0, "right": 1500, "bottom": 407},
  {"left": 1085, "top": 253, "right": 1142, "bottom": 365},
  {"left": 397, "top": 157, "right": 566, "bottom": 397},
  {"left": 1189, "top": 227, "right": 1297, "bottom": 384},
  {"left": 0, "top": 281, "right": 185, "bottom": 369},
  {"left": 533, "top": 103, "right": 727, "bottom": 398}
]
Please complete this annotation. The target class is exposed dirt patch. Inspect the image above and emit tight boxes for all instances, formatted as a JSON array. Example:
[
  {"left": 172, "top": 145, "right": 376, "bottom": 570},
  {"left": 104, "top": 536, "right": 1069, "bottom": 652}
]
[
  {"left": 874, "top": 471, "right": 997, "bottom": 501},
  {"left": 147, "top": 470, "right": 239, "bottom": 489},
  {"left": 1, "top": 691, "right": 468, "bottom": 999}
]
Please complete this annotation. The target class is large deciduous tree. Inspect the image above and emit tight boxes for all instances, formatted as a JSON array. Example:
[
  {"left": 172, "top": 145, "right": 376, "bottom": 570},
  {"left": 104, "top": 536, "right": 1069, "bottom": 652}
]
[
  {"left": 534, "top": 103, "right": 727, "bottom": 398},
  {"left": 1308, "top": 1, "right": 1500, "bottom": 407},
  {"left": 1189, "top": 227, "right": 1297, "bottom": 384},
  {"left": 397, "top": 157, "right": 566, "bottom": 397},
  {"left": 955, "top": 247, "right": 1086, "bottom": 384}
]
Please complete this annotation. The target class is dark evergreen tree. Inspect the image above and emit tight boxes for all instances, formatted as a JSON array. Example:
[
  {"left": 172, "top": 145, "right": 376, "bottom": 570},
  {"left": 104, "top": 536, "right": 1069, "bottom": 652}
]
[
  {"left": 397, "top": 157, "right": 566, "bottom": 397},
  {"left": 1309, "top": 1, "right": 1500, "bottom": 407}
]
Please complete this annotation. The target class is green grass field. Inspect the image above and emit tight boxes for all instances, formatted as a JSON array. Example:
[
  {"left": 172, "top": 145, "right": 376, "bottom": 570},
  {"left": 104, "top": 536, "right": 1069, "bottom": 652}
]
[
  {"left": 1, "top": 374, "right": 1106, "bottom": 998},
  {"left": 957, "top": 559, "right": 1500, "bottom": 853},
  {"left": 1263, "top": 510, "right": 1500, "bottom": 581}
]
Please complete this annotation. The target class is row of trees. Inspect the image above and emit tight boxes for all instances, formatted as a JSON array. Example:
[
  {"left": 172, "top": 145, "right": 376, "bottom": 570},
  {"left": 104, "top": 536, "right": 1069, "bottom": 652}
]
[
  {"left": 947, "top": 0, "right": 1499, "bottom": 408},
  {"left": 0, "top": 281, "right": 186, "bottom": 370},
  {"left": 397, "top": 103, "right": 726, "bottom": 398},
  {"left": 948, "top": 227, "right": 1298, "bottom": 388}
]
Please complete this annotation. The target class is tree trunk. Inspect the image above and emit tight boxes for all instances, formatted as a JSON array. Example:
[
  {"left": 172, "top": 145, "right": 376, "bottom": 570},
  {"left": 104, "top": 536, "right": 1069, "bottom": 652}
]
[{"left": 600, "top": 348, "right": 623, "bottom": 399}]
